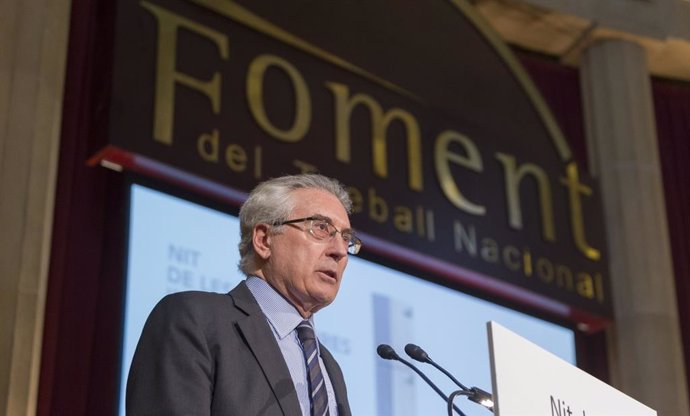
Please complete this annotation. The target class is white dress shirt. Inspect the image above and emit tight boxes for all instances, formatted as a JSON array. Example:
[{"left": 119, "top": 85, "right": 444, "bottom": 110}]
[{"left": 246, "top": 276, "right": 338, "bottom": 415}]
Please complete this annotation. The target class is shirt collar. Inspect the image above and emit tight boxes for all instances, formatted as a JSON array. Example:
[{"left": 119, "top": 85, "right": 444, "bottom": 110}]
[{"left": 245, "top": 276, "right": 315, "bottom": 340}]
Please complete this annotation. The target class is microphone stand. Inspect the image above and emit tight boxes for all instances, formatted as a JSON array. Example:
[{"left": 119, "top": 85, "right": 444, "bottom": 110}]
[
  {"left": 394, "top": 357, "right": 468, "bottom": 416},
  {"left": 377, "top": 345, "right": 468, "bottom": 416},
  {"left": 448, "top": 390, "right": 472, "bottom": 416},
  {"left": 405, "top": 344, "right": 494, "bottom": 413}
]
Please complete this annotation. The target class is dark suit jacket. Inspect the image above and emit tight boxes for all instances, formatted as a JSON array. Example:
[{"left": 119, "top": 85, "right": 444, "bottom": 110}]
[{"left": 126, "top": 281, "right": 351, "bottom": 416}]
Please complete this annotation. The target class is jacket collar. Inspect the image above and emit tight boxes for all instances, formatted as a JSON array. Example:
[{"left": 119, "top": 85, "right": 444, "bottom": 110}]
[{"left": 229, "top": 281, "right": 303, "bottom": 416}]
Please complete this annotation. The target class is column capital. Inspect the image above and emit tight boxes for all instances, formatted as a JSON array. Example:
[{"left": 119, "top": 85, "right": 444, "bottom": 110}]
[{"left": 473, "top": 0, "right": 690, "bottom": 81}]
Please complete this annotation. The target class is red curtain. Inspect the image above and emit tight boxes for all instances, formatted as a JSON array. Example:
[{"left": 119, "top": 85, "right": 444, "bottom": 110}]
[
  {"left": 518, "top": 52, "right": 609, "bottom": 382},
  {"left": 518, "top": 52, "right": 589, "bottom": 168},
  {"left": 653, "top": 78, "right": 690, "bottom": 390}
]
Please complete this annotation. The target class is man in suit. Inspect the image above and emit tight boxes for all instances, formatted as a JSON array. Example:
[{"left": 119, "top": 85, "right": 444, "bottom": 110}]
[{"left": 126, "top": 174, "right": 359, "bottom": 416}]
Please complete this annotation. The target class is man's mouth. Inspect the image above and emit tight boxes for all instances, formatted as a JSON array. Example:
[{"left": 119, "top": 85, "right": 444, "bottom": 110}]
[{"left": 318, "top": 270, "right": 337, "bottom": 279}]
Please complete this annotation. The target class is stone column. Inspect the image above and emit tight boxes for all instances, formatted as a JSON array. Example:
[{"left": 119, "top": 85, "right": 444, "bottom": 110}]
[
  {"left": 0, "top": 0, "right": 71, "bottom": 414},
  {"left": 580, "top": 38, "right": 689, "bottom": 415}
]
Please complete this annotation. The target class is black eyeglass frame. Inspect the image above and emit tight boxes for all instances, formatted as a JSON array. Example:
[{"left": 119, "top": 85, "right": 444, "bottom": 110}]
[{"left": 273, "top": 216, "right": 362, "bottom": 255}]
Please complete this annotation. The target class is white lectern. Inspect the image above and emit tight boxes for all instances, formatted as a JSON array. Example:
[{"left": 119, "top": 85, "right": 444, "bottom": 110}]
[{"left": 487, "top": 322, "right": 657, "bottom": 416}]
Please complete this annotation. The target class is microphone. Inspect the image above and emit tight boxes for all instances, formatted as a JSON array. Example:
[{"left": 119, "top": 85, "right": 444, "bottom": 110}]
[
  {"left": 376, "top": 344, "right": 399, "bottom": 360},
  {"left": 404, "top": 343, "right": 469, "bottom": 391},
  {"left": 404, "top": 343, "right": 494, "bottom": 413},
  {"left": 376, "top": 344, "right": 467, "bottom": 416}
]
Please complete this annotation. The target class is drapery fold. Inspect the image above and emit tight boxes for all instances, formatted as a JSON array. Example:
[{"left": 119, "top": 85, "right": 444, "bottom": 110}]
[{"left": 653, "top": 78, "right": 690, "bottom": 386}]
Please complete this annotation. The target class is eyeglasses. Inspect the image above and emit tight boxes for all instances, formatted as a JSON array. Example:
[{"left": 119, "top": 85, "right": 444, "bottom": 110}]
[{"left": 273, "top": 216, "right": 362, "bottom": 255}]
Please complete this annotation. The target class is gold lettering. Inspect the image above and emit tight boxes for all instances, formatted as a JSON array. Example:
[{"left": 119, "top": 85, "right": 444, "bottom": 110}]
[
  {"left": 393, "top": 206, "right": 413, "bottom": 233},
  {"left": 368, "top": 187, "right": 388, "bottom": 222},
  {"left": 576, "top": 272, "right": 595, "bottom": 299},
  {"left": 523, "top": 248, "right": 533, "bottom": 276},
  {"left": 141, "top": 2, "right": 228, "bottom": 145},
  {"left": 425, "top": 209, "right": 436, "bottom": 241},
  {"left": 346, "top": 186, "right": 364, "bottom": 214},
  {"left": 536, "top": 257, "right": 554, "bottom": 283},
  {"left": 224, "top": 144, "right": 247, "bottom": 172},
  {"left": 480, "top": 238, "right": 499, "bottom": 263},
  {"left": 595, "top": 273, "right": 605, "bottom": 303},
  {"left": 326, "top": 82, "right": 423, "bottom": 191},
  {"left": 434, "top": 130, "right": 486, "bottom": 215},
  {"left": 556, "top": 265, "right": 574, "bottom": 291},
  {"left": 247, "top": 54, "right": 311, "bottom": 142},
  {"left": 495, "top": 153, "right": 555, "bottom": 242},
  {"left": 197, "top": 129, "right": 219, "bottom": 162},
  {"left": 560, "top": 162, "right": 601, "bottom": 260},
  {"left": 502, "top": 245, "right": 521, "bottom": 271},
  {"left": 453, "top": 221, "right": 477, "bottom": 256},
  {"left": 416, "top": 206, "right": 425, "bottom": 237}
]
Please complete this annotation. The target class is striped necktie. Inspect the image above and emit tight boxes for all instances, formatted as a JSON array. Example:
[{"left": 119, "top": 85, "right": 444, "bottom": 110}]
[{"left": 296, "top": 320, "right": 330, "bottom": 416}]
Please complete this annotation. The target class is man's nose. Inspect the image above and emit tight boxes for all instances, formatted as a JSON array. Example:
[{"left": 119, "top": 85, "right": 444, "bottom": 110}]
[{"left": 327, "top": 234, "right": 348, "bottom": 261}]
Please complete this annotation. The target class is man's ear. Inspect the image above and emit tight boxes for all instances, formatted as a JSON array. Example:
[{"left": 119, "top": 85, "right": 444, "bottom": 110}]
[{"left": 252, "top": 223, "right": 272, "bottom": 260}]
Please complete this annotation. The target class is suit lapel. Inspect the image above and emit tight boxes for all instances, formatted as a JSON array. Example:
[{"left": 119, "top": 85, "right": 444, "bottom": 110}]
[
  {"left": 320, "top": 344, "right": 352, "bottom": 416},
  {"left": 230, "top": 283, "right": 302, "bottom": 416}
]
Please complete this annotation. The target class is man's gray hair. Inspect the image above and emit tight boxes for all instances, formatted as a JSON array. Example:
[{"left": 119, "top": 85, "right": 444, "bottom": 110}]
[{"left": 238, "top": 174, "right": 352, "bottom": 275}]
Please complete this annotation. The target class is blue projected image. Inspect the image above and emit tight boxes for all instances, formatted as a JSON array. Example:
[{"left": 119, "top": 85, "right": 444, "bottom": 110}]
[{"left": 120, "top": 184, "right": 575, "bottom": 416}]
